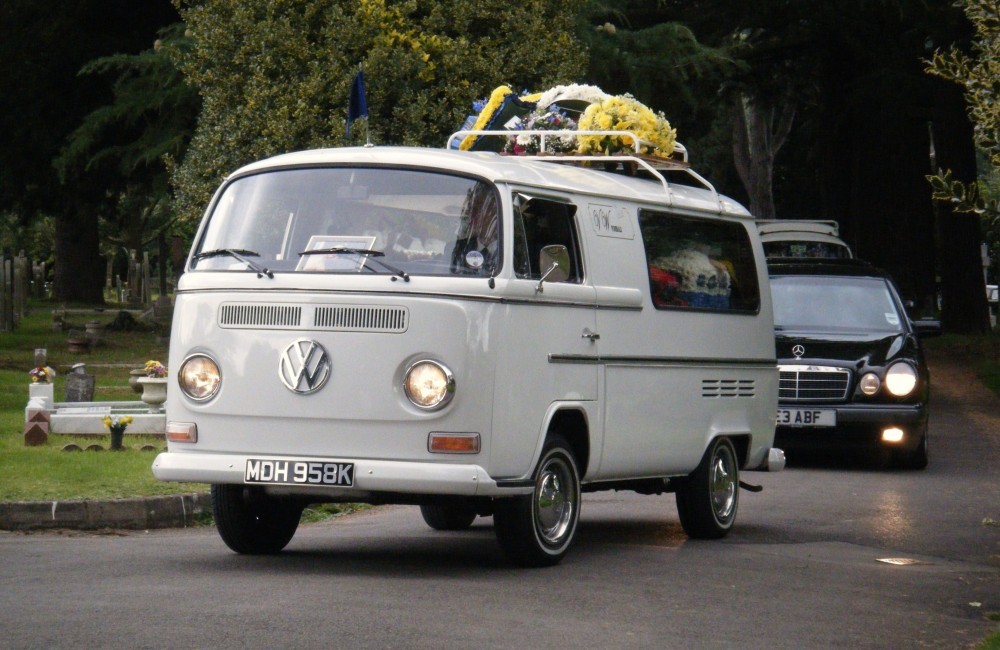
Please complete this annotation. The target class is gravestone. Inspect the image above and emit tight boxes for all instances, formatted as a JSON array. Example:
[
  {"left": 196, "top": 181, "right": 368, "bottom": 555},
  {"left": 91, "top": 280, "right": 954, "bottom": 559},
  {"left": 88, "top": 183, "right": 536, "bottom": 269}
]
[{"left": 64, "top": 363, "right": 95, "bottom": 403}]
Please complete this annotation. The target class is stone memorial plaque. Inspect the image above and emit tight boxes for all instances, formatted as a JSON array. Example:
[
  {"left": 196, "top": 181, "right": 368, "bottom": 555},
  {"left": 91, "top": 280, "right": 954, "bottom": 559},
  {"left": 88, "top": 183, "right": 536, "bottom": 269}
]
[{"left": 64, "top": 372, "right": 95, "bottom": 403}]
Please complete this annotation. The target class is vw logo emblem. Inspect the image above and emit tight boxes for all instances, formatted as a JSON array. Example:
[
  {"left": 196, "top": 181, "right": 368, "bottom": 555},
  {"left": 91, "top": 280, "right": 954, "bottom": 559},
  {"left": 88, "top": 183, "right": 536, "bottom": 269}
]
[
  {"left": 792, "top": 344, "right": 805, "bottom": 359},
  {"left": 278, "top": 339, "right": 331, "bottom": 394}
]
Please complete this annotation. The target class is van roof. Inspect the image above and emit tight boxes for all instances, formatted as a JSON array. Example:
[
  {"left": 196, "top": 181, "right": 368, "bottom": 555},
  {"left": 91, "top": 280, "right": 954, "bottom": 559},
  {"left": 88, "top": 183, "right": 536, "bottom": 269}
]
[{"left": 230, "top": 146, "right": 752, "bottom": 219}]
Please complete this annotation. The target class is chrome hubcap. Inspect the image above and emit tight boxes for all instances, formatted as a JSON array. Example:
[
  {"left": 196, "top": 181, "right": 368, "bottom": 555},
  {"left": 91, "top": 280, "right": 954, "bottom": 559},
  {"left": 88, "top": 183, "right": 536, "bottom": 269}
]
[
  {"left": 710, "top": 449, "right": 737, "bottom": 522},
  {"left": 535, "top": 456, "right": 576, "bottom": 545}
]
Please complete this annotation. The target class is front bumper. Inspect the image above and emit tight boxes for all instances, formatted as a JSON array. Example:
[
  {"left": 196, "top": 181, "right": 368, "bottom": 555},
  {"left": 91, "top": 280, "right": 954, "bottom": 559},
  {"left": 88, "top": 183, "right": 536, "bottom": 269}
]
[
  {"left": 152, "top": 451, "right": 533, "bottom": 500},
  {"left": 775, "top": 402, "right": 928, "bottom": 451}
]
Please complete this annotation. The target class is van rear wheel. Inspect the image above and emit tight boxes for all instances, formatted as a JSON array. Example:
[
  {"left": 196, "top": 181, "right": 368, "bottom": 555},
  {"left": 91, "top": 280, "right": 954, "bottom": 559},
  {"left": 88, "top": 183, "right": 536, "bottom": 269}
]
[
  {"left": 675, "top": 437, "right": 739, "bottom": 539},
  {"left": 212, "top": 484, "right": 303, "bottom": 554},
  {"left": 493, "top": 435, "right": 580, "bottom": 567}
]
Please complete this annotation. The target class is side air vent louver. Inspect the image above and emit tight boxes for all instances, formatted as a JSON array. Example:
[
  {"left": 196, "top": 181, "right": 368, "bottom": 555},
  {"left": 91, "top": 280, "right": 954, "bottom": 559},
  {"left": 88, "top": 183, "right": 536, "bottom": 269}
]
[
  {"left": 219, "top": 303, "right": 302, "bottom": 328},
  {"left": 702, "top": 379, "right": 756, "bottom": 398},
  {"left": 313, "top": 306, "right": 408, "bottom": 332}
]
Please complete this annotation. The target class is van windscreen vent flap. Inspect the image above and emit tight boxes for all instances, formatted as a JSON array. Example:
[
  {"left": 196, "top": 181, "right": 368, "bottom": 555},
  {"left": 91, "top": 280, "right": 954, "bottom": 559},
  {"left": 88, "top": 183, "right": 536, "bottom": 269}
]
[
  {"left": 313, "top": 306, "right": 408, "bottom": 333},
  {"left": 701, "top": 379, "right": 755, "bottom": 398},
  {"left": 219, "top": 303, "right": 302, "bottom": 328}
]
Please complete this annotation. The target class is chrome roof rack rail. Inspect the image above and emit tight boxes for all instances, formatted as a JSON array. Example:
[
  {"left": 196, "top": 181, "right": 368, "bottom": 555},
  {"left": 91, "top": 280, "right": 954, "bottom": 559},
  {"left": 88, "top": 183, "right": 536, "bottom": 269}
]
[{"left": 447, "top": 129, "right": 720, "bottom": 211}]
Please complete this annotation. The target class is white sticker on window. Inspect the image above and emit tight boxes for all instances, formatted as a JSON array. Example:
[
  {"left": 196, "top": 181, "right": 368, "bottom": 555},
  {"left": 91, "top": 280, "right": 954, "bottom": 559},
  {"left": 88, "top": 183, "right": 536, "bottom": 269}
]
[
  {"left": 886, "top": 313, "right": 899, "bottom": 325},
  {"left": 465, "top": 250, "right": 485, "bottom": 268}
]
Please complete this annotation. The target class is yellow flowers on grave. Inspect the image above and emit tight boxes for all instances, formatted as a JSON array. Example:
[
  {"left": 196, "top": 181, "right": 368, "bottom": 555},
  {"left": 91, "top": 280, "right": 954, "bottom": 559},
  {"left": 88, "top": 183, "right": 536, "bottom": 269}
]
[
  {"left": 103, "top": 414, "right": 134, "bottom": 450},
  {"left": 102, "top": 415, "right": 134, "bottom": 433},
  {"left": 28, "top": 366, "right": 55, "bottom": 383}
]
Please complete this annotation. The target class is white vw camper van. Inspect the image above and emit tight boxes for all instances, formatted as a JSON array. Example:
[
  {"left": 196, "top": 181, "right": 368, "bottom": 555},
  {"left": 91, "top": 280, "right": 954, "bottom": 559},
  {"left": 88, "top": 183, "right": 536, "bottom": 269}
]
[{"left": 153, "top": 133, "right": 783, "bottom": 566}]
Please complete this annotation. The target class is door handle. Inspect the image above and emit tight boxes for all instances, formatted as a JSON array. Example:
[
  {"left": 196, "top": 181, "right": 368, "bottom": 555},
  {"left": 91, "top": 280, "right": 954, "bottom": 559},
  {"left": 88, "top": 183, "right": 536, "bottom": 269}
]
[{"left": 581, "top": 329, "right": 600, "bottom": 342}]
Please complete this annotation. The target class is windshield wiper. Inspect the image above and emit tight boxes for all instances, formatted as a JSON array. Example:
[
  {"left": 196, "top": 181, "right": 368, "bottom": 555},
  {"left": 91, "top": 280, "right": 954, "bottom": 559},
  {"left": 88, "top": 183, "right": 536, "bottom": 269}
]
[
  {"left": 298, "top": 247, "right": 410, "bottom": 282},
  {"left": 193, "top": 248, "right": 273, "bottom": 279}
]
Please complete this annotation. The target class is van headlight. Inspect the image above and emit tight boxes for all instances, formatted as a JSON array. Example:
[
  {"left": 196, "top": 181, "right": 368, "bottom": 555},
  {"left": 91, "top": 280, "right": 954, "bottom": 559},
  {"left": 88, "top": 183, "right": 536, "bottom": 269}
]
[
  {"left": 404, "top": 360, "right": 455, "bottom": 410},
  {"left": 178, "top": 354, "right": 222, "bottom": 401},
  {"left": 884, "top": 362, "right": 917, "bottom": 397}
]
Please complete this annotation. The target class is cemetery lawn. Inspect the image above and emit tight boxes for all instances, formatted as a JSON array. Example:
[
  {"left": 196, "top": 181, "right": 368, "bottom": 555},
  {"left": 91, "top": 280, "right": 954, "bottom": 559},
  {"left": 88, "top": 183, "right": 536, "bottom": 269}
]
[{"left": 0, "top": 301, "right": 208, "bottom": 502}]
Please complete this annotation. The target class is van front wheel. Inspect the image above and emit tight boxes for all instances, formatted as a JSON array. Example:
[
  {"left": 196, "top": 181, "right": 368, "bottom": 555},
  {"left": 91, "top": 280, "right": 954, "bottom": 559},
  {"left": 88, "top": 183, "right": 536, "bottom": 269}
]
[
  {"left": 212, "top": 484, "right": 303, "bottom": 554},
  {"left": 675, "top": 437, "right": 739, "bottom": 539},
  {"left": 420, "top": 501, "right": 478, "bottom": 531},
  {"left": 493, "top": 435, "right": 581, "bottom": 567}
]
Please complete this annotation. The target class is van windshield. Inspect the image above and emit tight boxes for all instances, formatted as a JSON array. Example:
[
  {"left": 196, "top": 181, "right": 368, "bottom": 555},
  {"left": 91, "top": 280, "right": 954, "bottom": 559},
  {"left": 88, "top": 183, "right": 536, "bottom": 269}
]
[{"left": 191, "top": 167, "right": 501, "bottom": 278}]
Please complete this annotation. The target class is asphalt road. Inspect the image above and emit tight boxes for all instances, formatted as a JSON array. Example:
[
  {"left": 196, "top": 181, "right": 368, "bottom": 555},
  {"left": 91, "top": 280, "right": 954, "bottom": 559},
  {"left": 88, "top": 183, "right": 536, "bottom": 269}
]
[{"left": 1, "top": 353, "right": 997, "bottom": 649}]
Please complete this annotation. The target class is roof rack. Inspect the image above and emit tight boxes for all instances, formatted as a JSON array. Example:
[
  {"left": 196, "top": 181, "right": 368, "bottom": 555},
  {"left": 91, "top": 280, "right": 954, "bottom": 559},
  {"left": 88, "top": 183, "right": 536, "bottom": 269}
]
[{"left": 446, "top": 129, "right": 721, "bottom": 211}]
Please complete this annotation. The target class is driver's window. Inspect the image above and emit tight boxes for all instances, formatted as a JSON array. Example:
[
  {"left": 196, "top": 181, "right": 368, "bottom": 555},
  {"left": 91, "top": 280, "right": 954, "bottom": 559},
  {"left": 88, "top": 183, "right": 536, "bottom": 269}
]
[{"left": 512, "top": 196, "right": 582, "bottom": 282}]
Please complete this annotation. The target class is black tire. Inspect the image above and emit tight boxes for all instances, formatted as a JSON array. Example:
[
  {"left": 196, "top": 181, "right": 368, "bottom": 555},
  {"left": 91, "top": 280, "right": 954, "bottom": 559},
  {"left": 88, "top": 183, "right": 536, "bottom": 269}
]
[
  {"left": 212, "top": 484, "right": 303, "bottom": 554},
  {"left": 494, "top": 435, "right": 581, "bottom": 567},
  {"left": 895, "top": 429, "right": 929, "bottom": 470},
  {"left": 675, "top": 437, "right": 740, "bottom": 539},
  {"left": 420, "top": 501, "right": 478, "bottom": 531}
]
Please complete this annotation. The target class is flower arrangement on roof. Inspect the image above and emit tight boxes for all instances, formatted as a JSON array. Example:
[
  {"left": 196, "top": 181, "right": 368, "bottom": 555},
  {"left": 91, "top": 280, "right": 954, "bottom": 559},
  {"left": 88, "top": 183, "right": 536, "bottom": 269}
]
[
  {"left": 576, "top": 94, "right": 677, "bottom": 158},
  {"left": 144, "top": 360, "right": 167, "bottom": 378},
  {"left": 534, "top": 84, "right": 610, "bottom": 115},
  {"left": 457, "top": 83, "right": 678, "bottom": 160},
  {"left": 503, "top": 110, "right": 579, "bottom": 155},
  {"left": 28, "top": 366, "right": 55, "bottom": 383}
]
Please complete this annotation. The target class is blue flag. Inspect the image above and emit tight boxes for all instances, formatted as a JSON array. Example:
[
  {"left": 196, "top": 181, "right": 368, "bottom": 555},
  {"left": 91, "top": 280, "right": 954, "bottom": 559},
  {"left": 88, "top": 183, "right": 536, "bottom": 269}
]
[{"left": 347, "top": 70, "right": 368, "bottom": 136}]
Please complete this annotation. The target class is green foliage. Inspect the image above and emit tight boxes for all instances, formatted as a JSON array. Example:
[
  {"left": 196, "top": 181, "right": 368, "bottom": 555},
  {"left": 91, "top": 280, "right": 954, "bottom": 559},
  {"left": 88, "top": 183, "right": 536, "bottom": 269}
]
[
  {"left": 0, "top": 212, "right": 54, "bottom": 262},
  {"left": 56, "top": 24, "right": 198, "bottom": 182},
  {"left": 171, "top": 0, "right": 588, "bottom": 224},
  {"left": 926, "top": 0, "right": 1000, "bottom": 223},
  {"left": 55, "top": 23, "right": 200, "bottom": 255}
]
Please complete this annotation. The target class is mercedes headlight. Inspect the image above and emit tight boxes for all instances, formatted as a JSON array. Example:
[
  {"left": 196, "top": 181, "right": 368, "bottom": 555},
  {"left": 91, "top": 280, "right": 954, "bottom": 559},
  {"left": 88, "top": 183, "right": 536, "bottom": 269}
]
[
  {"left": 404, "top": 360, "right": 455, "bottom": 410},
  {"left": 178, "top": 354, "right": 222, "bottom": 401},
  {"left": 884, "top": 362, "right": 917, "bottom": 397}
]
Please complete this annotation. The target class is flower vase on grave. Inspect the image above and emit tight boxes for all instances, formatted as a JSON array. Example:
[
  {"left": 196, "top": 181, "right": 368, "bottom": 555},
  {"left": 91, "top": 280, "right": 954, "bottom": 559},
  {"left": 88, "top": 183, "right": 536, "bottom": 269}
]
[
  {"left": 139, "top": 377, "right": 168, "bottom": 413},
  {"left": 110, "top": 428, "right": 125, "bottom": 451}
]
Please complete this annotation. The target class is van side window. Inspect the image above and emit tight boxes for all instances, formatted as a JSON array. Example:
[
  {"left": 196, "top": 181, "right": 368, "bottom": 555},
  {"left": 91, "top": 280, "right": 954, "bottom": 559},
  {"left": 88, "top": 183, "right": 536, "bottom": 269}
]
[
  {"left": 638, "top": 210, "right": 760, "bottom": 312},
  {"left": 512, "top": 196, "right": 582, "bottom": 282}
]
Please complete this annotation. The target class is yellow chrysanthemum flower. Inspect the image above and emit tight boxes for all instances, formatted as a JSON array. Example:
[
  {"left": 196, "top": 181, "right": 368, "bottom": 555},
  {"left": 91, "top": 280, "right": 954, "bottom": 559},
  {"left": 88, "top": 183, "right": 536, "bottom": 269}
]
[{"left": 577, "top": 94, "right": 677, "bottom": 158}]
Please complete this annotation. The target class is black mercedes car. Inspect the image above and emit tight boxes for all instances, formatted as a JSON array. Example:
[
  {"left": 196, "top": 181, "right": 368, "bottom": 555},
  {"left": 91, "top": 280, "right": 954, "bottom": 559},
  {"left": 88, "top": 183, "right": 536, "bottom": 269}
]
[{"left": 767, "top": 259, "right": 941, "bottom": 468}]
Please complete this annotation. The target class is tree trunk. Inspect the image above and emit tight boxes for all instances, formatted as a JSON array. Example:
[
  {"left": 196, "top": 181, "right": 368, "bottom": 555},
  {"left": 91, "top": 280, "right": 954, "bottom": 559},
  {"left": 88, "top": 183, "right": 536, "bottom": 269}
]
[
  {"left": 52, "top": 205, "right": 105, "bottom": 305},
  {"left": 732, "top": 92, "right": 796, "bottom": 220}
]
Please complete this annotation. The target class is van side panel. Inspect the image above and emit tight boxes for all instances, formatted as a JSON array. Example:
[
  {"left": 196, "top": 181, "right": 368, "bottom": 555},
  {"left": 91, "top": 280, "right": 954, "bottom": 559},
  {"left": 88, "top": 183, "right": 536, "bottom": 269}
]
[{"left": 580, "top": 202, "right": 778, "bottom": 478}]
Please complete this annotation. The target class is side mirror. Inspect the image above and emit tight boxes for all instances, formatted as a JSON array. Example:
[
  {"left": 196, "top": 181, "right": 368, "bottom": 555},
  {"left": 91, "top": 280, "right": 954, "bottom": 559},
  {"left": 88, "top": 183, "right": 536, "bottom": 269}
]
[
  {"left": 536, "top": 245, "right": 570, "bottom": 292},
  {"left": 913, "top": 319, "right": 942, "bottom": 338}
]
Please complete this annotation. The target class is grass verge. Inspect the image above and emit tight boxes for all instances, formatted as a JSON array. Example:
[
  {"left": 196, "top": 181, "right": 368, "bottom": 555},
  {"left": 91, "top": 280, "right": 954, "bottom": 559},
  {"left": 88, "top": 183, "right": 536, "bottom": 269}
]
[{"left": 0, "top": 301, "right": 207, "bottom": 501}]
